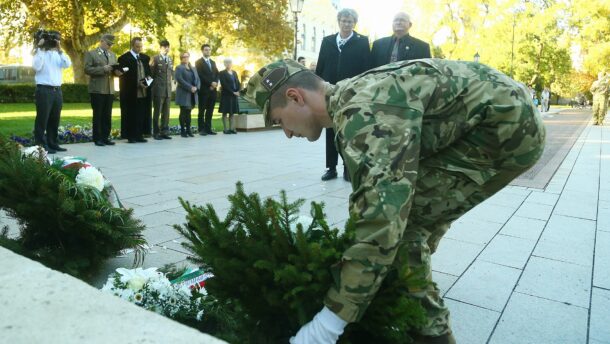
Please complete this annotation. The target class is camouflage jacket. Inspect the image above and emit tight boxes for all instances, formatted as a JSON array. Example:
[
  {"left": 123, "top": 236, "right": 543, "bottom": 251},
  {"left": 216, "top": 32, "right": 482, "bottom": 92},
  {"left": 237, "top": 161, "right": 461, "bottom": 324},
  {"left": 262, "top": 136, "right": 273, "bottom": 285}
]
[
  {"left": 590, "top": 77, "right": 610, "bottom": 98},
  {"left": 323, "top": 58, "right": 543, "bottom": 322}
]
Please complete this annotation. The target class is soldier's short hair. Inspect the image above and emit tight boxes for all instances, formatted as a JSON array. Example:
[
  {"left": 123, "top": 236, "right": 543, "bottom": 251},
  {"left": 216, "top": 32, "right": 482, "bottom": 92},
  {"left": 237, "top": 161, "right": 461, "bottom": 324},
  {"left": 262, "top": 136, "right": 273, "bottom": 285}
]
[
  {"left": 201, "top": 43, "right": 211, "bottom": 51},
  {"left": 159, "top": 40, "right": 170, "bottom": 47},
  {"left": 269, "top": 71, "right": 323, "bottom": 110},
  {"left": 337, "top": 8, "right": 358, "bottom": 23}
]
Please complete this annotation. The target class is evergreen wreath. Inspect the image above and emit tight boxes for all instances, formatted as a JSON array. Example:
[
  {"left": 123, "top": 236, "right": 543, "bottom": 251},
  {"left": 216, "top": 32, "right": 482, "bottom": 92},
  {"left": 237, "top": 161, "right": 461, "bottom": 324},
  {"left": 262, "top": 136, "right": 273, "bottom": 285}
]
[
  {"left": 175, "top": 182, "right": 427, "bottom": 343},
  {"left": 0, "top": 136, "right": 147, "bottom": 280}
]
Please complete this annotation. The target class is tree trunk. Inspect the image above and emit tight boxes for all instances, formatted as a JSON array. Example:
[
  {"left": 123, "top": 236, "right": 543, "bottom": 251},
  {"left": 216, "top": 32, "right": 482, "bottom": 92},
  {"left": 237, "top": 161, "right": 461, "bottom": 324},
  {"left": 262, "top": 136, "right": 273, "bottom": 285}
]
[{"left": 66, "top": 48, "right": 87, "bottom": 84}]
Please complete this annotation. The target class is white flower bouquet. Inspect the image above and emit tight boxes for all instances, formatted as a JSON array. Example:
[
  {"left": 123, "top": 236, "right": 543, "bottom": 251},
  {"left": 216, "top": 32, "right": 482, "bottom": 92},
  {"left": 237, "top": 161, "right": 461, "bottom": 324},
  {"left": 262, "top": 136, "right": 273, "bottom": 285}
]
[{"left": 101, "top": 267, "right": 213, "bottom": 321}]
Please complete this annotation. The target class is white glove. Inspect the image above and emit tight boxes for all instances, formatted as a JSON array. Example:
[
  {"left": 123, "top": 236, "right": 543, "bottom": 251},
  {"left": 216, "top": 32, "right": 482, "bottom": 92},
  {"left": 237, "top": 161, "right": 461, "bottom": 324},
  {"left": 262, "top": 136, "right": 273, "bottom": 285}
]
[{"left": 289, "top": 307, "right": 347, "bottom": 344}]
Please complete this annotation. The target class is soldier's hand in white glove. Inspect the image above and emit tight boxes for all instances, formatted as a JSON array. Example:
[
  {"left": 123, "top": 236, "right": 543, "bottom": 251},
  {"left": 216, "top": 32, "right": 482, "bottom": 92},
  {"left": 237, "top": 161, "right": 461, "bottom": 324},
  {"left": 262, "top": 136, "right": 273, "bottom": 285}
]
[{"left": 289, "top": 307, "right": 347, "bottom": 344}]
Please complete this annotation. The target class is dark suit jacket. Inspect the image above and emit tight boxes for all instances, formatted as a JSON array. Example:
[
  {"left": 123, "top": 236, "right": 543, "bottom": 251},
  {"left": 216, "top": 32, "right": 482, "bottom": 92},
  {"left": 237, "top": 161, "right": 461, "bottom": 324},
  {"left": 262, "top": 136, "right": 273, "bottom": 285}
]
[
  {"left": 315, "top": 31, "right": 371, "bottom": 84},
  {"left": 195, "top": 57, "right": 219, "bottom": 94},
  {"left": 219, "top": 70, "right": 240, "bottom": 95},
  {"left": 370, "top": 34, "right": 431, "bottom": 68},
  {"left": 118, "top": 51, "right": 152, "bottom": 136}
]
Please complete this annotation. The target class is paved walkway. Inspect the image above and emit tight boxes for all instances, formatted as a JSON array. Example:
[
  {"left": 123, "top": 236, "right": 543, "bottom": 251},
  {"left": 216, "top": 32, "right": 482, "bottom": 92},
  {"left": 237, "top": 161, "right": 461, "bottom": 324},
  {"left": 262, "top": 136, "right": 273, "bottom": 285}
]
[{"left": 2, "top": 109, "right": 609, "bottom": 344}]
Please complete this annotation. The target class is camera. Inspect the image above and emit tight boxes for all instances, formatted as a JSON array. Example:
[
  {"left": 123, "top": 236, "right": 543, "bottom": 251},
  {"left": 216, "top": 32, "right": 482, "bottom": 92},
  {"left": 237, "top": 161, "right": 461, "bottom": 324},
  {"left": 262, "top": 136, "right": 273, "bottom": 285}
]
[{"left": 34, "top": 29, "right": 61, "bottom": 50}]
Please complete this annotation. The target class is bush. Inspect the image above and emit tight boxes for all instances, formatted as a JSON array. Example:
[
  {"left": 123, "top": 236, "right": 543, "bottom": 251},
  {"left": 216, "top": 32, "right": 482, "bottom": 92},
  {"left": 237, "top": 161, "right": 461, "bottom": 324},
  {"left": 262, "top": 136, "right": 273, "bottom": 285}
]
[
  {"left": 0, "top": 83, "right": 92, "bottom": 103},
  {"left": 0, "top": 136, "right": 147, "bottom": 280},
  {"left": 174, "top": 182, "right": 426, "bottom": 343}
]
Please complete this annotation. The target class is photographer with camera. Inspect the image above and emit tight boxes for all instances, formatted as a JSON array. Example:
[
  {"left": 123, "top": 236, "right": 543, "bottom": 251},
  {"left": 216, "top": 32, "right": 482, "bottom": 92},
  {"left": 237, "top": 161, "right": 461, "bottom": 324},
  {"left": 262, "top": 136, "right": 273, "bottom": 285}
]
[{"left": 32, "top": 30, "right": 71, "bottom": 153}]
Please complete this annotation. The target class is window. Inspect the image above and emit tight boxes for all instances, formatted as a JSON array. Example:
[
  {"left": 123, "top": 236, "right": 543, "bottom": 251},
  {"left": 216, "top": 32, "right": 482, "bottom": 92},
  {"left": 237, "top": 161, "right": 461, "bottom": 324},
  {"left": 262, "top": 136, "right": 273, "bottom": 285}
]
[{"left": 301, "top": 23, "right": 306, "bottom": 51}]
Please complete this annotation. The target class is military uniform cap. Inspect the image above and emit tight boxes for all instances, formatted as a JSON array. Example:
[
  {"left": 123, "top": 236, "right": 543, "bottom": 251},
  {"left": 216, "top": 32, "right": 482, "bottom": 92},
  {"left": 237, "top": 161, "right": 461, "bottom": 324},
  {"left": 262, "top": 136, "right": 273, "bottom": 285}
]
[
  {"left": 101, "top": 34, "right": 115, "bottom": 44},
  {"left": 242, "top": 59, "right": 308, "bottom": 126}
]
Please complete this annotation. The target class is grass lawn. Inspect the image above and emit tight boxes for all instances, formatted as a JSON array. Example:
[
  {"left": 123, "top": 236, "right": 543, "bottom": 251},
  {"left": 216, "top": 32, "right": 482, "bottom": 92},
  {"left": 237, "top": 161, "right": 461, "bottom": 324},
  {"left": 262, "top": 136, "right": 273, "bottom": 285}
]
[{"left": 0, "top": 103, "right": 226, "bottom": 138}]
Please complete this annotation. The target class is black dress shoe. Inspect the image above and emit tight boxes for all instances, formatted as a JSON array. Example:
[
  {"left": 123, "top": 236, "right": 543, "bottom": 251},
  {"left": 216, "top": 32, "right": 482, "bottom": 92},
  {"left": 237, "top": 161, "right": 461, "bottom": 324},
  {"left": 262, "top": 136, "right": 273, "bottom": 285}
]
[
  {"left": 321, "top": 170, "right": 338, "bottom": 181},
  {"left": 199, "top": 131, "right": 208, "bottom": 136},
  {"left": 135, "top": 138, "right": 148, "bottom": 143},
  {"left": 49, "top": 145, "right": 67, "bottom": 152},
  {"left": 223, "top": 130, "right": 231, "bottom": 134},
  {"left": 187, "top": 132, "right": 194, "bottom": 137},
  {"left": 44, "top": 146, "right": 57, "bottom": 154},
  {"left": 207, "top": 131, "right": 217, "bottom": 135},
  {"left": 230, "top": 130, "right": 237, "bottom": 134},
  {"left": 161, "top": 135, "right": 172, "bottom": 139},
  {"left": 127, "top": 139, "right": 137, "bottom": 143},
  {"left": 153, "top": 135, "right": 163, "bottom": 140},
  {"left": 103, "top": 140, "right": 115, "bottom": 145},
  {"left": 94, "top": 141, "right": 106, "bottom": 146}
]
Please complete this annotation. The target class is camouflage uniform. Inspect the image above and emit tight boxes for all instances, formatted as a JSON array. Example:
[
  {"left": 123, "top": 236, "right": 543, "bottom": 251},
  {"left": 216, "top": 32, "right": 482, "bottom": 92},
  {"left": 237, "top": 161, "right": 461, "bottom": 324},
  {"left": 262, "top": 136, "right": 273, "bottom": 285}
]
[
  {"left": 591, "top": 73, "right": 609, "bottom": 125},
  {"left": 244, "top": 59, "right": 546, "bottom": 338}
]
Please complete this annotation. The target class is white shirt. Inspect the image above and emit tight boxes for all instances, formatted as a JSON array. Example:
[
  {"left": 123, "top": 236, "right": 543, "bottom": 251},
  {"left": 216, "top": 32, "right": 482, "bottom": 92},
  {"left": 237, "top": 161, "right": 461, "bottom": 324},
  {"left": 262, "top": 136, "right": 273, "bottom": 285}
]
[
  {"left": 336, "top": 31, "right": 354, "bottom": 52},
  {"left": 130, "top": 50, "right": 139, "bottom": 59},
  {"left": 32, "top": 49, "right": 71, "bottom": 86}
]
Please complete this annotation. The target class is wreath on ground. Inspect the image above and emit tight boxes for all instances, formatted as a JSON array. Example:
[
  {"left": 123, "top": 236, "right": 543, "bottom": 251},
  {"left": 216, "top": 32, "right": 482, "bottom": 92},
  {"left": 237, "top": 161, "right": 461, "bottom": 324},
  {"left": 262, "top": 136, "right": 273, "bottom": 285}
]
[{"left": 0, "top": 135, "right": 147, "bottom": 280}]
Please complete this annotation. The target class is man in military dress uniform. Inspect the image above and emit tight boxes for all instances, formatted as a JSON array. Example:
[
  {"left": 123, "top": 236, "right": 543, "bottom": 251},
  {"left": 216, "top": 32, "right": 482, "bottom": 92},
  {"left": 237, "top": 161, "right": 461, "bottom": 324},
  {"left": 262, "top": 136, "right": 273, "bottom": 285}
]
[
  {"left": 591, "top": 71, "right": 609, "bottom": 125},
  {"left": 243, "top": 59, "right": 546, "bottom": 344},
  {"left": 150, "top": 39, "right": 174, "bottom": 139}
]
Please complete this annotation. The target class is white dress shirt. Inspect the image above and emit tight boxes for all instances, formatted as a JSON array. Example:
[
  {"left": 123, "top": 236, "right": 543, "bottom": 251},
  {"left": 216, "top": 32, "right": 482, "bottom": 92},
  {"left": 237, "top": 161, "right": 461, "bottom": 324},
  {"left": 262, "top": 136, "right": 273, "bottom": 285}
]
[{"left": 32, "top": 50, "right": 71, "bottom": 86}]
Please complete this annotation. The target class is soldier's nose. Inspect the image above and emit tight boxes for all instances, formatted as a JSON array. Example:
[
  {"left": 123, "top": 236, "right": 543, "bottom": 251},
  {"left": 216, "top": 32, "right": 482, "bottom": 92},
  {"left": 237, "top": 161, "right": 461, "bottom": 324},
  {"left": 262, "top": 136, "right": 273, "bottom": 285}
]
[{"left": 283, "top": 127, "right": 293, "bottom": 139}]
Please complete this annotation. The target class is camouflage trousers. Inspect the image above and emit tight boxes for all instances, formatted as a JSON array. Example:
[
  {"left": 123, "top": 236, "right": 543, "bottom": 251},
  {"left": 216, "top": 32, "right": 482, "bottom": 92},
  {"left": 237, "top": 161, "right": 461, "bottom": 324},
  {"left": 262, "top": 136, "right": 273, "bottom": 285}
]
[
  {"left": 592, "top": 96, "right": 608, "bottom": 125},
  {"left": 392, "top": 109, "right": 546, "bottom": 337}
]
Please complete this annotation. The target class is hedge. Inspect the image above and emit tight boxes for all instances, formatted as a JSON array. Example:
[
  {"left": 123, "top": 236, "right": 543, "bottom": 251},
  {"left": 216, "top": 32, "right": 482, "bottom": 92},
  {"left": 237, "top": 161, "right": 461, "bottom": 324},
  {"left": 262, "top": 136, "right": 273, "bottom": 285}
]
[{"left": 0, "top": 83, "right": 91, "bottom": 103}]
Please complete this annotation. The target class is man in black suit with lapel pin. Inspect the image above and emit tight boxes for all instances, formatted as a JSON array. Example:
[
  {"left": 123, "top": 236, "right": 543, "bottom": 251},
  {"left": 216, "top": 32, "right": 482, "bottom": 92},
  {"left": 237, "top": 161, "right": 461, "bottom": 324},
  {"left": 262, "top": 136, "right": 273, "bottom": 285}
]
[
  {"left": 118, "top": 37, "right": 152, "bottom": 143},
  {"left": 195, "top": 44, "right": 219, "bottom": 136},
  {"left": 315, "top": 8, "right": 371, "bottom": 181},
  {"left": 371, "top": 12, "right": 431, "bottom": 68}
]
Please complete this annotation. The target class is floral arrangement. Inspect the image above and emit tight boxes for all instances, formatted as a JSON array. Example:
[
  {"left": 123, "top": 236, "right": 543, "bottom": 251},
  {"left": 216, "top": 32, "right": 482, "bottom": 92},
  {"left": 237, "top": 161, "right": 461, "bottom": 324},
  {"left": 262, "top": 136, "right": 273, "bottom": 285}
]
[
  {"left": 0, "top": 135, "right": 146, "bottom": 279},
  {"left": 174, "top": 182, "right": 427, "bottom": 343},
  {"left": 101, "top": 267, "right": 213, "bottom": 322}
]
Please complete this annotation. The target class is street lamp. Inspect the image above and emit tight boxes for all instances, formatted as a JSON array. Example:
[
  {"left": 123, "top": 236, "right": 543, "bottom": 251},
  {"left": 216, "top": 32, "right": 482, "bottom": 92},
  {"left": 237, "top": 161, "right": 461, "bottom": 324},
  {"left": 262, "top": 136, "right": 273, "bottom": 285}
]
[
  {"left": 290, "top": 0, "right": 305, "bottom": 60},
  {"left": 474, "top": 52, "right": 480, "bottom": 63}
]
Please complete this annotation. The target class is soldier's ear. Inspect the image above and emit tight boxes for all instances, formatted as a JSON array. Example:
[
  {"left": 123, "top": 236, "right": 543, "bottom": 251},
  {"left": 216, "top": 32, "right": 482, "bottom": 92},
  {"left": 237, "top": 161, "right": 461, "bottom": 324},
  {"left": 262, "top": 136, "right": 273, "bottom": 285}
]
[{"left": 285, "top": 88, "right": 304, "bottom": 105}]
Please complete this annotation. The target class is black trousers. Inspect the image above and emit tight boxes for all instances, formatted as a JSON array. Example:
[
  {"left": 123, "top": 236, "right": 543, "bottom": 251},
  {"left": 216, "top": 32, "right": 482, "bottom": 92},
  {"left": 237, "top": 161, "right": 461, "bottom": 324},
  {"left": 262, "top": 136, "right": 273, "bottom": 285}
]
[
  {"left": 325, "top": 127, "right": 345, "bottom": 171},
  {"left": 34, "top": 85, "right": 62, "bottom": 147},
  {"left": 197, "top": 90, "right": 216, "bottom": 132},
  {"left": 124, "top": 98, "right": 147, "bottom": 140},
  {"left": 179, "top": 106, "right": 192, "bottom": 131},
  {"left": 90, "top": 93, "right": 114, "bottom": 142},
  {"left": 153, "top": 95, "right": 170, "bottom": 135}
]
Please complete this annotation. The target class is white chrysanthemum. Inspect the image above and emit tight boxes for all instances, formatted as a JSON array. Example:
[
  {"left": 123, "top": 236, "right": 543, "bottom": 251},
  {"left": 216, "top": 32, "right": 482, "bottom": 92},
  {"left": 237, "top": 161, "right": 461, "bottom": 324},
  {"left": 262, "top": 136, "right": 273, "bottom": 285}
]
[
  {"left": 75, "top": 166, "right": 105, "bottom": 191},
  {"left": 22, "top": 146, "right": 47, "bottom": 160},
  {"left": 119, "top": 288, "right": 134, "bottom": 301},
  {"left": 196, "top": 310, "right": 205, "bottom": 321},
  {"left": 290, "top": 215, "right": 314, "bottom": 232}
]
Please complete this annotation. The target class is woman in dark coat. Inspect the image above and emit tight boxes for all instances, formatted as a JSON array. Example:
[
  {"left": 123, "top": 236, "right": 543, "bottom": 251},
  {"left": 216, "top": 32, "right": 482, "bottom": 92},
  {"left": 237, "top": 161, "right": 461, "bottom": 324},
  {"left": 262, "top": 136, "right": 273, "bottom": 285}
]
[
  {"left": 174, "top": 52, "right": 200, "bottom": 137},
  {"left": 218, "top": 58, "right": 240, "bottom": 134}
]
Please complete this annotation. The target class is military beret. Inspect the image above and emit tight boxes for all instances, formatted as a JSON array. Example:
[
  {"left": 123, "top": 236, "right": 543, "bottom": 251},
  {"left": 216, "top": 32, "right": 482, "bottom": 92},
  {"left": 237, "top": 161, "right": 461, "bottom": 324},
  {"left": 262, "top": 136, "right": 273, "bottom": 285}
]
[{"left": 242, "top": 59, "right": 308, "bottom": 126}]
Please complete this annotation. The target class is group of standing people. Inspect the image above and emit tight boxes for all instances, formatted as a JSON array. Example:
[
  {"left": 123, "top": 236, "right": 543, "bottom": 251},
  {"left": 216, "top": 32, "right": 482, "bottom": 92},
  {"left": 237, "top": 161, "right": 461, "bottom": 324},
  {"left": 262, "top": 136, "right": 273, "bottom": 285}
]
[
  {"left": 314, "top": 9, "right": 431, "bottom": 182},
  {"left": 83, "top": 37, "right": 242, "bottom": 144}
]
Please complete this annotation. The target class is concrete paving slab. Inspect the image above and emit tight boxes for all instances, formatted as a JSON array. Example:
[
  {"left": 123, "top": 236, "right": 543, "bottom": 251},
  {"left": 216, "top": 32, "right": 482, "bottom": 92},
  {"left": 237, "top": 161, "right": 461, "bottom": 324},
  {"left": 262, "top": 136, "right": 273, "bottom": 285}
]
[
  {"left": 432, "top": 271, "right": 458, "bottom": 296},
  {"left": 462, "top": 203, "right": 516, "bottom": 224},
  {"left": 499, "top": 216, "right": 546, "bottom": 241},
  {"left": 594, "top": 230, "right": 610, "bottom": 289},
  {"left": 485, "top": 191, "right": 529, "bottom": 208},
  {"left": 489, "top": 292, "right": 588, "bottom": 344},
  {"left": 524, "top": 191, "right": 559, "bottom": 206},
  {"left": 444, "top": 299, "right": 500, "bottom": 344},
  {"left": 433, "top": 238, "right": 484, "bottom": 276},
  {"left": 533, "top": 214, "right": 595, "bottom": 267},
  {"left": 444, "top": 218, "right": 504, "bottom": 245},
  {"left": 446, "top": 260, "right": 520, "bottom": 311},
  {"left": 590, "top": 287, "right": 610, "bottom": 344},
  {"left": 598, "top": 200, "right": 610, "bottom": 232},
  {"left": 554, "top": 190, "right": 598, "bottom": 220},
  {"left": 516, "top": 256, "right": 590, "bottom": 308},
  {"left": 512, "top": 202, "right": 554, "bottom": 221},
  {"left": 479, "top": 234, "right": 536, "bottom": 269}
]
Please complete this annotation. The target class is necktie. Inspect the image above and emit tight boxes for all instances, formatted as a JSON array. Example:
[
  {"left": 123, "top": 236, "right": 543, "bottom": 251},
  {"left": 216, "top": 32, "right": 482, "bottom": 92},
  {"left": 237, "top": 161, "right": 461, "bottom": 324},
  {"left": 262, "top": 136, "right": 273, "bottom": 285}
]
[
  {"left": 206, "top": 59, "right": 211, "bottom": 70},
  {"left": 103, "top": 50, "right": 109, "bottom": 63},
  {"left": 338, "top": 39, "right": 346, "bottom": 52},
  {"left": 390, "top": 40, "right": 399, "bottom": 63}
]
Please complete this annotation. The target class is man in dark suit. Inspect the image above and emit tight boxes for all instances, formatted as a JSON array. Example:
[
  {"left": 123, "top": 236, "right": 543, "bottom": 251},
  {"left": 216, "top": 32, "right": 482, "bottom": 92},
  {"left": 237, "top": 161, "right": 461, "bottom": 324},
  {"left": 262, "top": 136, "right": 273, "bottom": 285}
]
[
  {"left": 84, "top": 34, "right": 122, "bottom": 147},
  {"left": 316, "top": 8, "right": 371, "bottom": 181},
  {"left": 118, "top": 37, "right": 152, "bottom": 143},
  {"left": 371, "top": 12, "right": 431, "bottom": 68},
  {"left": 195, "top": 44, "right": 219, "bottom": 135},
  {"left": 150, "top": 39, "right": 174, "bottom": 140}
]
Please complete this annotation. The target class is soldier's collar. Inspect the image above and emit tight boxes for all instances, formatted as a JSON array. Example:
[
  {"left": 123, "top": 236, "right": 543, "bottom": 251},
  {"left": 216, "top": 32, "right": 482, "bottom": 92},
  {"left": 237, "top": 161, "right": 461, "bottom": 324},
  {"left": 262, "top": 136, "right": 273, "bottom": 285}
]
[{"left": 324, "top": 82, "right": 338, "bottom": 119}]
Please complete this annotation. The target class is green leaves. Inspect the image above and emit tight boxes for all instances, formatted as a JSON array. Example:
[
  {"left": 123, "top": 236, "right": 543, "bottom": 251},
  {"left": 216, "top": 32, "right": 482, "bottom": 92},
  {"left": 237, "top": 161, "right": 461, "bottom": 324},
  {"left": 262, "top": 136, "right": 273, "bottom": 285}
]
[
  {"left": 175, "top": 182, "right": 426, "bottom": 343},
  {"left": 0, "top": 135, "right": 147, "bottom": 280}
]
